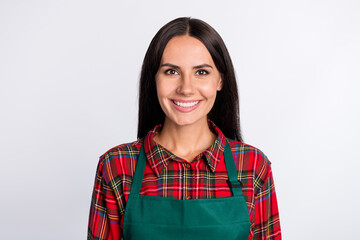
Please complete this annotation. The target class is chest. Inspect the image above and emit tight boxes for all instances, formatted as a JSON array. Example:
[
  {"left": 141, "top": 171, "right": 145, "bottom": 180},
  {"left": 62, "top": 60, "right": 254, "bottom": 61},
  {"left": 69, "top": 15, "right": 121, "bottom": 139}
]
[{"left": 123, "top": 157, "right": 254, "bottom": 202}]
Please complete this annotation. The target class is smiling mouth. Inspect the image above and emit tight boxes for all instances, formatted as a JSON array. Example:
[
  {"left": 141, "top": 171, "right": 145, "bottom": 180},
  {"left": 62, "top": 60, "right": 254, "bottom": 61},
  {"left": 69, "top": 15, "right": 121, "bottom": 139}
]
[{"left": 172, "top": 100, "right": 200, "bottom": 108}]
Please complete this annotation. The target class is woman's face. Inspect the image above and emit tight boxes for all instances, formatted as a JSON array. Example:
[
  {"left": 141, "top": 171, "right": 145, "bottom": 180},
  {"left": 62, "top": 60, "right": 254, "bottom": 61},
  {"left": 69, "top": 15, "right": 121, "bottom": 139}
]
[{"left": 155, "top": 35, "right": 222, "bottom": 127}]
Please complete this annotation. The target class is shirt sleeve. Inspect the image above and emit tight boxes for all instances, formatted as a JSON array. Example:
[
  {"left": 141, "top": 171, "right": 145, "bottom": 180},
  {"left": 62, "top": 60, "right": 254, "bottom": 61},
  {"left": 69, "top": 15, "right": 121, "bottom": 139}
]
[
  {"left": 88, "top": 158, "right": 122, "bottom": 240},
  {"left": 252, "top": 165, "right": 282, "bottom": 240}
]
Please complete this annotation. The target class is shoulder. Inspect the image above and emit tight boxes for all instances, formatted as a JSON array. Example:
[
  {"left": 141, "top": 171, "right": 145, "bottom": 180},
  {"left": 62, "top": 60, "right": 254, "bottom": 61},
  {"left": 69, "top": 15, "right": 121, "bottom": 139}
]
[
  {"left": 97, "top": 139, "right": 144, "bottom": 184},
  {"left": 227, "top": 138, "right": 271, "bottom": 164},
  {"left": 100, "top": 139, "right": 143, "bottom": 161},
  {"left": 227, "top": 139, "right": 272, "bottom": 192}
]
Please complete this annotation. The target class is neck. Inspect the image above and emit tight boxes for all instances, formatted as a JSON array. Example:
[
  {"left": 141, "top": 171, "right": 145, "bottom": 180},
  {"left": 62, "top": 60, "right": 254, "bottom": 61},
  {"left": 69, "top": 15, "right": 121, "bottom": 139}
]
[{"left": 153, "top": 118, "right": 216, "bottom": 162}]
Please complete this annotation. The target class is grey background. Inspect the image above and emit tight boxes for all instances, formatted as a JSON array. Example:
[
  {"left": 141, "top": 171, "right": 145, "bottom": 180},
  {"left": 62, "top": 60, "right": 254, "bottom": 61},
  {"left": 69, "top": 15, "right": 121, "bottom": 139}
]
[{"left": 1, "top": 0, "right": 359, "bottom": 239}]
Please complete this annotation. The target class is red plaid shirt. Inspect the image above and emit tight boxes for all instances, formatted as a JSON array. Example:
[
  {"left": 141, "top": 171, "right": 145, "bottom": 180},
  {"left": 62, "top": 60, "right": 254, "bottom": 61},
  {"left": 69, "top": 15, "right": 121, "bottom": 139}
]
[{"left": 88, "top": 121, "right": 281, "bottom": 239}]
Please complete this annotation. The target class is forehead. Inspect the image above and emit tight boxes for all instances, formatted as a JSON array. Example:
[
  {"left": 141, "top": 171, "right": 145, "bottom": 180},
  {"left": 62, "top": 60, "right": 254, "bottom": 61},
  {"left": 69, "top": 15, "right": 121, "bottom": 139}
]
[{"left": 161, "top": 35, "right": 214, "bottom": 65}]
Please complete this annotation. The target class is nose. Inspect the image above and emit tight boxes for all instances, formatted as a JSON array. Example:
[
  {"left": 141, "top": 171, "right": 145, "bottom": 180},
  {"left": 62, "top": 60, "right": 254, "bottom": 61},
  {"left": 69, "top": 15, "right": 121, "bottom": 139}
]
[{"left": 177, "top": 73, "right": 195, "bottom": 95}]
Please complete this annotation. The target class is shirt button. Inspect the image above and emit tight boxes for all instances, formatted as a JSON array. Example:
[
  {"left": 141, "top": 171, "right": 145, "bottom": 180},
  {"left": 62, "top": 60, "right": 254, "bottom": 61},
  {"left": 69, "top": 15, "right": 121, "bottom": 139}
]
[
  {"left": 185, "top": 163, "right": 191, "bottom": 169},
  {"left": 186, "top": 195, "right": 192, "bottom": 200}
]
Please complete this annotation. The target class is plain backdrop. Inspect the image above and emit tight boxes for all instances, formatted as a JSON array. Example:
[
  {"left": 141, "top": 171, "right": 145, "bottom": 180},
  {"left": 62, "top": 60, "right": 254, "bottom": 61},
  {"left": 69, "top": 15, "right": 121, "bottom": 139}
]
[{"left": 1, "top": 0, "right": 359, "bottom": 239}]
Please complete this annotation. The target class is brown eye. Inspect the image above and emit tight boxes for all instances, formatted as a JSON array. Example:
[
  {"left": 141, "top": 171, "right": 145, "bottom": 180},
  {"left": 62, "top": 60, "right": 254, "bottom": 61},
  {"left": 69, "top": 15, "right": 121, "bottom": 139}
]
[
  {"left": 165, "top": 69, "right": 179, "bottom": 75},
  {"left": 196, "top": 69, "right": 209, "bottom": 75}
]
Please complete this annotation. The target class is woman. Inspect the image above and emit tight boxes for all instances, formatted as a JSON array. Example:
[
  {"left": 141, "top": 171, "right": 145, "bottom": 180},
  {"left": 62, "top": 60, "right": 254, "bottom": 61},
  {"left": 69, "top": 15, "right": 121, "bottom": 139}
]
[{"left": 88, "top": 17, "right": 281, "bottom": 240}]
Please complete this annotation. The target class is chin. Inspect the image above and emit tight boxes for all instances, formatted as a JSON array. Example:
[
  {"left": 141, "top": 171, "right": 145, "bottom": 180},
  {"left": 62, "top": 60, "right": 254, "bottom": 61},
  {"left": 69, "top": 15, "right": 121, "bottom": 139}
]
[
  {"left": 175, "top": 120, "right": 195, "bottom": 126},
  {"left": 168, "top": 116, "right": 205, "bottom": 127}
]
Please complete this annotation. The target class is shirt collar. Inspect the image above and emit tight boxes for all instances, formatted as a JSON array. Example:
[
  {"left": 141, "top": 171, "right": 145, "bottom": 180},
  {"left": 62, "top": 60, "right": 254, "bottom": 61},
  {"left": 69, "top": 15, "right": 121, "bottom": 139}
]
[{"left": 143, "top": 120, "right": 227, "bottom": 177}]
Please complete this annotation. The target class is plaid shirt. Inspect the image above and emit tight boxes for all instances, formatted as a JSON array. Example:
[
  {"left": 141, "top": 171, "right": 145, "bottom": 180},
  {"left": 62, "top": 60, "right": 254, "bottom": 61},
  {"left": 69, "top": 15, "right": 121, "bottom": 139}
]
[{"left": 88, "top": 121, "right": 281, "bottom": 240}]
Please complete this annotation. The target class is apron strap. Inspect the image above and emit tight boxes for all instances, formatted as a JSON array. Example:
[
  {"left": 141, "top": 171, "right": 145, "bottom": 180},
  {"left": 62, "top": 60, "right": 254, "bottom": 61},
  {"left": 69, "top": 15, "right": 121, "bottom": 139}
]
[
  {"left": 129, "top": 145, "right": 147, "bottom": 197},
  {"left": 224, "top": 142, "right": 243, "bottom": 197},
  {"left": 130, "top": 141, "right": 244, "bottom": 197}
]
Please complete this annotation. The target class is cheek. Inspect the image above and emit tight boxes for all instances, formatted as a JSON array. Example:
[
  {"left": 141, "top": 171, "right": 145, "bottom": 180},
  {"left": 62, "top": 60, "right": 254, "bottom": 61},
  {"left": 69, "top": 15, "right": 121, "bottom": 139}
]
[
  {"left": 156, "top": 79, "right": 174, "bottom": 105},
  {"left": 155, "top": 81, "right": 168, "bottom": 114},
  {"left": 198, "top": 82, "right": 220, "bottom": 98},
  {"left": 156, "top": 80, "right": 167, "bottom": 99},
  {"left": 156, "top": 78, "right": 178, "bottom": 98},
  {"left": 155, "top": 76, "right": 164, "bottom": 96}
]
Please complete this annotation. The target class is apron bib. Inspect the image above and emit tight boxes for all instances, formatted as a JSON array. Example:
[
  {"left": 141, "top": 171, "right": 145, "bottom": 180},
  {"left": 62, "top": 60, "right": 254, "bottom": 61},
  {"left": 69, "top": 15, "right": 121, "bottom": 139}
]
[{"left": 123, "top": 142, "right": 251, "bottom": 240}]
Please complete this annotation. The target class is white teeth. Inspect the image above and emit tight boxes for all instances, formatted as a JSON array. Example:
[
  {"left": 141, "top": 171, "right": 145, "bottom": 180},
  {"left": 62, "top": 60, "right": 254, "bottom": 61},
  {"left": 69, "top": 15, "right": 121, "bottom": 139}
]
[{"left": 173, "top": 100, "right": 199, "bottom": 108}]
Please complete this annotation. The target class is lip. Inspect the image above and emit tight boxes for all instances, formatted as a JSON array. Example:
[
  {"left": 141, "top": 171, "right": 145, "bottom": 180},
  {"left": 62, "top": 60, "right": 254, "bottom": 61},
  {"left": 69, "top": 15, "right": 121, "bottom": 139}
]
[
  {"left": 171, "top": 99, "right": 200, "bottom": 103},
  {"left": 170, "top": 99, "right": 201, "bottom": 113}
]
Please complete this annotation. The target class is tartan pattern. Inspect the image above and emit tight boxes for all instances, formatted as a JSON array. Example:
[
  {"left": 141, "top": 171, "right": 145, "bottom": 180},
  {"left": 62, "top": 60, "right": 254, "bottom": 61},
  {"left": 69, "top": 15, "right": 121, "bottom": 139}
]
[{"left": 88, "top": 121, "right": 281, "bottom": 240}]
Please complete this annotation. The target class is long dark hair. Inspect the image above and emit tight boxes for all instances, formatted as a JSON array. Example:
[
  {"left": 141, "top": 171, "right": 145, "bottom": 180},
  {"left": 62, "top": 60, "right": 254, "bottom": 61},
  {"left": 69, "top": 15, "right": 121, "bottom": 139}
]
[{"left": 137, "top": 17, "right": 242, "bottom": 142}]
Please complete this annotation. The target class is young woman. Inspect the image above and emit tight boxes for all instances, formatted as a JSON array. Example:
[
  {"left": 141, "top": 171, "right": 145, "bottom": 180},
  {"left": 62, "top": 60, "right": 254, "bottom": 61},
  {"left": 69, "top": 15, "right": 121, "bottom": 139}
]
[{"left": 88, "top": 17, "right": 281, "bottom": 240}]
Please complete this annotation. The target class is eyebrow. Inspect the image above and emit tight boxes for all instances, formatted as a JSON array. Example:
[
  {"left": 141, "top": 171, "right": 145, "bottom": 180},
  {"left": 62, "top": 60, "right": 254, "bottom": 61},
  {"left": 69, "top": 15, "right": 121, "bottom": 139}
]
[{"left": 159, "top": 63, "right": 213, "bottom": 69}]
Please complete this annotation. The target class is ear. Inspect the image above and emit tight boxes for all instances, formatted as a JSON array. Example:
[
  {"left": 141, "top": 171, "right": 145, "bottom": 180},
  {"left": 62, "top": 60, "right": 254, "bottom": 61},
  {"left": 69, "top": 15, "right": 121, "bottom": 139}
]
[{"left": 217, "top": 77, "right": 223, "bottom": 91}]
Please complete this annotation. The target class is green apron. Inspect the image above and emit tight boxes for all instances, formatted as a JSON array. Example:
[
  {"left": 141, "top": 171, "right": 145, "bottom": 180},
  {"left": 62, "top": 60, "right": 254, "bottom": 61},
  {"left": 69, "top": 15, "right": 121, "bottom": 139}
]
[{"left": 123, "top": 142, "right": 251, "bottom": 240}]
